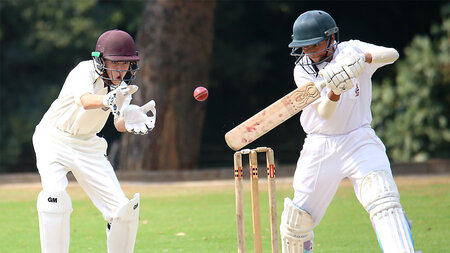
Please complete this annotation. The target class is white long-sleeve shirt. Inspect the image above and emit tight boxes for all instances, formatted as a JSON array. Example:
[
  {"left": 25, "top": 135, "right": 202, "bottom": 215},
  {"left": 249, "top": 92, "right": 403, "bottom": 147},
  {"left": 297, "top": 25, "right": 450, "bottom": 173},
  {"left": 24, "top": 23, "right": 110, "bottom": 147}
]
[
  {"left": 39, "top": 60, "right": 127, "bottom": 136},
  {"left": 294, "top": 40, "right": 396, "bottom": 135}
]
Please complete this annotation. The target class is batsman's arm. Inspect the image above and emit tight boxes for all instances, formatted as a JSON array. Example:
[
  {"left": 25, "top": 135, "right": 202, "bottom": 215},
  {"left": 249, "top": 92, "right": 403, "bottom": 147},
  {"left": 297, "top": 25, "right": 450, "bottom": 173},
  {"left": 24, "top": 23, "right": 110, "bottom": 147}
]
[
  {"left": 317, "top": 91, "right": 339, "bottom": 120},
  {"left": 365, "top": 47, "right": 399, "bottom": 65},
  {"left": 225, "top": 80, "right": 326, "bottom": 151},
  {"left": 316, "top": 47, "right": 398, "bottom": 120}
]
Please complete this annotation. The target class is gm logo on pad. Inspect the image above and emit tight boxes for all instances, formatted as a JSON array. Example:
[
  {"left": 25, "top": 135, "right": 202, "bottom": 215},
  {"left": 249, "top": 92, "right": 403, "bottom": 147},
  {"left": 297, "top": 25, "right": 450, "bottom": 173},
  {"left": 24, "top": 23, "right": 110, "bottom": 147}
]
[{"left": 48, "top": 197, "right": 58, "bottom": 203}]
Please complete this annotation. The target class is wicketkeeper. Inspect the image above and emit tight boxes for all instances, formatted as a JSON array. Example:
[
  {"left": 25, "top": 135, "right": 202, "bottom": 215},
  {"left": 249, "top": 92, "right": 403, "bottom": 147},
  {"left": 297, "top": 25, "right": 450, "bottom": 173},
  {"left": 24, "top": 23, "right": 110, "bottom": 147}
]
[
  {"left": 279, "top": 10, "right": 416, "bottom": 252},
  {"left": 32, "top": 29, "right": 156, "bottom": 253}
]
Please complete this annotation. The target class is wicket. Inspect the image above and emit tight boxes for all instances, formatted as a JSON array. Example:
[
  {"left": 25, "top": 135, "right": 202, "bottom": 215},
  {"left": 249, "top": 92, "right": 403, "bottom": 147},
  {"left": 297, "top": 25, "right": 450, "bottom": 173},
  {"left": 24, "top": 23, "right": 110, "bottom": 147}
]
[{"left": 234, "top": 147, "right": 279, "bottom": 253}]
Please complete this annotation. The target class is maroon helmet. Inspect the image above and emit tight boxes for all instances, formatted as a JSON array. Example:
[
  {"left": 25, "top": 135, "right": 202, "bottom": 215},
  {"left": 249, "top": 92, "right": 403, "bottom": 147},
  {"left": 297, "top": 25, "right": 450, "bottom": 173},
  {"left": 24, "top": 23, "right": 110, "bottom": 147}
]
[{"left": 92, "top": 29, "right": 140, "bottom": 87}]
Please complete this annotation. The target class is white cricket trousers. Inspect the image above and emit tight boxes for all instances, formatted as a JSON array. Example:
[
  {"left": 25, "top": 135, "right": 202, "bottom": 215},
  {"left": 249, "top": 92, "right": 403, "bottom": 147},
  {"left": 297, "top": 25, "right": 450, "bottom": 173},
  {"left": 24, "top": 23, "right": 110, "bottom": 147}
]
[
  {"left": 292, "top": 127, "right": 392, "bottom": 225},
  {"left": 32, "top": 123, "right": 129, "bottom": 221}
]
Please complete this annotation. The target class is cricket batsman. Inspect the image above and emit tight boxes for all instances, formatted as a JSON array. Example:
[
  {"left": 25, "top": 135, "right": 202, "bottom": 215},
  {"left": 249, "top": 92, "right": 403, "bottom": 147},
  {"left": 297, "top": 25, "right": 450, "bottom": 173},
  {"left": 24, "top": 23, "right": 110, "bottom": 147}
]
[
  {"left": 32, "top": 29, "right": 156, "bottom": 253},
  {"left": 279, "top": 10, "right": 417, "bottom": 252}
]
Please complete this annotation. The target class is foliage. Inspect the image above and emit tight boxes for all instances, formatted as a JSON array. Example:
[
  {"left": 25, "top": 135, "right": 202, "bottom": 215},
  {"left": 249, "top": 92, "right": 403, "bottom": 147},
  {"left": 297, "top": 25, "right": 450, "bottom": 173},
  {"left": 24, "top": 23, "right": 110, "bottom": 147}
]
[
  {"left": 0, "top": 0, "right": 143, "bottom": 172},
  {"left": 372, "top": 6, "right": 450, "bottom": 162},
  {"left": 0, "top": 1, "right": 445, "bottom": 172}
]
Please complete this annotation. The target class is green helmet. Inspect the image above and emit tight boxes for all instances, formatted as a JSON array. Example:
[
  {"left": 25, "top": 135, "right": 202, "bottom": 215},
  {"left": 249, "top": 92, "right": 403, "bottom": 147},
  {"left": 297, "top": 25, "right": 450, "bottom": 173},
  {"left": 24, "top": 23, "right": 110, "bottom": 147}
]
[
  {"left": 289, "top": 10, "right": 339, "bottom": 74},
  {"left": 289, "top": 10, "right": 339, "bottom": 48}
]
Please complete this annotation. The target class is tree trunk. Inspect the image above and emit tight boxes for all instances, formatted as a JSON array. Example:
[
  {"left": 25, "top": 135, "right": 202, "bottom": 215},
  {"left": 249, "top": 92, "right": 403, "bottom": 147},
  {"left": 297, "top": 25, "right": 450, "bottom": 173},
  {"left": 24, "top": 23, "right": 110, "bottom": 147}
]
[{"left": 118, "top": 0, "right": 215, "bottom": 171}]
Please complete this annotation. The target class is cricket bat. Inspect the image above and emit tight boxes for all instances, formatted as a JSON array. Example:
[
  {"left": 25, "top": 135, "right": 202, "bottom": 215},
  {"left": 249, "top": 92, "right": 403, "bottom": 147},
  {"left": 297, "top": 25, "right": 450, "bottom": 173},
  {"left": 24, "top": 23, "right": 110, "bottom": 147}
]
[{"left": 225, "top": 80, "right": 326, "bottom": 151}]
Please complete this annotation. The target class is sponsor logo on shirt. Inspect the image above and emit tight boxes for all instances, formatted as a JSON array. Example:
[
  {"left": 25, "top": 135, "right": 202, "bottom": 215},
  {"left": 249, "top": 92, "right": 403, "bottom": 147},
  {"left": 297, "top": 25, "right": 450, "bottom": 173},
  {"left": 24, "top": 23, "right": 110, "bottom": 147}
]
[{"left": 354, "top": 83, "right": 360, "bottom": 97}]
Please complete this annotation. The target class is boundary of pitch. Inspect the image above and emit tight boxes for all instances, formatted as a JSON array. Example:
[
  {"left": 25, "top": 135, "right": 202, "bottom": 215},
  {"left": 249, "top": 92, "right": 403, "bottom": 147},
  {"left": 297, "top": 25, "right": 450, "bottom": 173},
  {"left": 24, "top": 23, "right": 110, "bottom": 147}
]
[{"left": 0, "top": 159, "right": 448, "bottom": 185}]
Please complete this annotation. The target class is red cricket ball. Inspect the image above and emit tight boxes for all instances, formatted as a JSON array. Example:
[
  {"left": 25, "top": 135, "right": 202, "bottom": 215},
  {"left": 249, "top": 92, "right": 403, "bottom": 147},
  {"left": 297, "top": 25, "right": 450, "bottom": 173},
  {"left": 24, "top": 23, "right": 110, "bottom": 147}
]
[{"left": 193, "top": 86, "right": 208, "bottom": 102}]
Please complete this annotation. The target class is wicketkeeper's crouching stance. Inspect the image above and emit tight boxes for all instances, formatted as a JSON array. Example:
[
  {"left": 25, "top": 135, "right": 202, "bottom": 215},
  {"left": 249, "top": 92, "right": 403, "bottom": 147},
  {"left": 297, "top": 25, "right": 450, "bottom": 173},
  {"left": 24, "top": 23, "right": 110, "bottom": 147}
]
[
  {"left": 33, "top": 29, "right": 156, "bottom": 253},
  {"left": 280, "top": 11, "right": 416, "bottom": 252}
]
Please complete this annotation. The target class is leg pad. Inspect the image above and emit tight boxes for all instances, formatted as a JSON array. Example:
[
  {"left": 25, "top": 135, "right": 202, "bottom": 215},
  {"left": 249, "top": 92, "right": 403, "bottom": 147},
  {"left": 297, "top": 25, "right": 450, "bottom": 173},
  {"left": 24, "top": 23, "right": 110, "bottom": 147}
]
[
  {"left": 360, "top": 171, "right": 415, "bottom": 252},
  {"left": 107, "top": 193, "right": 140, "bottom": 253},
  {"left": 37, "top": 190, "right": 72, "bottom": 253},
  {"left": 280, "top": 198, "right": 314, "bottom": 253}
]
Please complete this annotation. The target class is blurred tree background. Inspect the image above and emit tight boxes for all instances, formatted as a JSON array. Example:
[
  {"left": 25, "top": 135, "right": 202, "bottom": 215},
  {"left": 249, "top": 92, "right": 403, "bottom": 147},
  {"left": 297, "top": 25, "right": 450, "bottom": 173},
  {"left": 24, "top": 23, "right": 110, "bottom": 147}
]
[
  {"left": 0, "top": 0, "right": 448, "bottom": 172},
  {"left": 118, "top": 0, "right": 216, "bottom": 171},
  {"left": 372, "top": 4, "right": 450, "bottom": 162}
]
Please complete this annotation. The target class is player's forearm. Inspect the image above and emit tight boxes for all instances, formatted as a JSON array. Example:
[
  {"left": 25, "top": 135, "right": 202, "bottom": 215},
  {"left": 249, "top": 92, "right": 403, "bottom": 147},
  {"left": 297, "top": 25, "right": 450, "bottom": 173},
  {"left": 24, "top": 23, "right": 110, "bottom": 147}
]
[
  {"left": 317, "top": 90, "right": 339, "bottom": 119},
  {"left": 79, "top": 93, "right": 105, "bottom": 109},
  {"left": 114, "top": 117, "right": 127, "bottom": 132},
  {"left": 365, "top": 47, "right": 399, "bottom": 64}
]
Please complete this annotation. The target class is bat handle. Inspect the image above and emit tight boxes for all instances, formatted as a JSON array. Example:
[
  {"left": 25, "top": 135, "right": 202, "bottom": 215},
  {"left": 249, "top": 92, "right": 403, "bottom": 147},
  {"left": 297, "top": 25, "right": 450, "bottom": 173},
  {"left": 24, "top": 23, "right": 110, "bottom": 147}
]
[{"left": 315, "top": 80, "right": 327, "bottom": 91}]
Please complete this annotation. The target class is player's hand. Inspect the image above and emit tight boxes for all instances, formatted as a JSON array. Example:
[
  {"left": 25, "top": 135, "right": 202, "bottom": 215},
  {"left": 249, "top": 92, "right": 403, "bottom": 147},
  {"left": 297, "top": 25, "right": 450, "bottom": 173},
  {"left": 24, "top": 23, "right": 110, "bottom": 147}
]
[
  {"left": 122, "top": 100, "right": 156, "bottom": 135},
  {"left": 103, "top": 85, "right": 138, "bottom": 117},
  {"left": 319, "top": 63, "right": 354, "bottom": 95},
  {"left": 335, "top": 46, "right": 366, "bottom": 79}
]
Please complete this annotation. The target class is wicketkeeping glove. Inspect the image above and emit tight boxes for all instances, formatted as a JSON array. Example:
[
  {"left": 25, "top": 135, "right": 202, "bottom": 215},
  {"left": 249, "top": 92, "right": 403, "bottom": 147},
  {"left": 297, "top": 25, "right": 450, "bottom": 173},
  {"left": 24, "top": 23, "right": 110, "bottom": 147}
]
[
  {"left": 103, "top": 85, "right": 139, "bottom": 118},
  {"left": 122, "top": 100, "right": 156, "bottom": 135}
]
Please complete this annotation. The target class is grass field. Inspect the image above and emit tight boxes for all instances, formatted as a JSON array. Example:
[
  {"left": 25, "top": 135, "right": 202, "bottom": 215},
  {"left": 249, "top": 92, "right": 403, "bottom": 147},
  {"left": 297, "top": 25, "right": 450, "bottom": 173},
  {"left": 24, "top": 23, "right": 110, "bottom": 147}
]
[{"left": 0, "top": 175, "right": 448, "bottom": 253}]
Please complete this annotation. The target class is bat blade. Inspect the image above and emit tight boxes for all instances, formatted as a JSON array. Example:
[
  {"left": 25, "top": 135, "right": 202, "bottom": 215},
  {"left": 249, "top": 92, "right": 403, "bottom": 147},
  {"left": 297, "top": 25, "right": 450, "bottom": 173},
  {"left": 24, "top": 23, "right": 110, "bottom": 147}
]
[{"left": 225, "top": 81, "right": 324, "bottom": 151}]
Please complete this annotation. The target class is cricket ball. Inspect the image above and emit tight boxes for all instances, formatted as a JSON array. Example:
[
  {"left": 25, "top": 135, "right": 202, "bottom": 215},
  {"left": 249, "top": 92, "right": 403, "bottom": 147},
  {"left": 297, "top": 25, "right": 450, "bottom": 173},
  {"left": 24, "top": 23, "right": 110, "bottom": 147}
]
[{"left": 193, "top": 86, "right": 208, "bottom": 102}]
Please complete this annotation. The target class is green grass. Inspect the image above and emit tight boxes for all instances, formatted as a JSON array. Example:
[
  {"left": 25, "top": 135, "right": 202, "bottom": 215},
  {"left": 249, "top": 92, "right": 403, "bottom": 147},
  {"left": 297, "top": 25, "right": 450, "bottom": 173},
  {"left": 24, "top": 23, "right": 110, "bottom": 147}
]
[{"left": 0, "top": 175, "right": 448, "bottom": 252}]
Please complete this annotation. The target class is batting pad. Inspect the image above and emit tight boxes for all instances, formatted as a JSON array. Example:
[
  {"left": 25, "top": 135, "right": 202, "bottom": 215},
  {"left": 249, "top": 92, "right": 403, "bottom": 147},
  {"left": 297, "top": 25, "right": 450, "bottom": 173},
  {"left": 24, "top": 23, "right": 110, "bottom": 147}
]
[
  {"left": 280, "top": 198, "right": 314, "bottom": 253},
  {"left": 107, "top": 193, "right": 140, "bottom": 253},
  {"left": 359, "top": 170, "right": 415, "bottom": 252},
  {"left": 359, "top": 170, "right": 401, "bottom": 217},
  {"left": 372, "top": 207, "right": 415, "bottom": 253},
  {"left": 37, "top": 190, "right": 73, "bottom": 253}
]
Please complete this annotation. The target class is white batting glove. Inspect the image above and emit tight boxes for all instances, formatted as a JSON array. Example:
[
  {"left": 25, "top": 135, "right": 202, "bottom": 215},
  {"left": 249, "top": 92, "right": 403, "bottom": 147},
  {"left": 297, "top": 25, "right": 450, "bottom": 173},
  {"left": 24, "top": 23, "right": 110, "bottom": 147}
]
[
  {"left": 103, "top": 85, "right": 139, "bottom": 118},
  {"left": 122, "top": 100, "right": 156, "bottom": 135},
  {"left": 335, "top": 47, "right": 366, "bottom": 79},
  {"left": 319, "top": 63, "right": 354, "bottom": 95}
]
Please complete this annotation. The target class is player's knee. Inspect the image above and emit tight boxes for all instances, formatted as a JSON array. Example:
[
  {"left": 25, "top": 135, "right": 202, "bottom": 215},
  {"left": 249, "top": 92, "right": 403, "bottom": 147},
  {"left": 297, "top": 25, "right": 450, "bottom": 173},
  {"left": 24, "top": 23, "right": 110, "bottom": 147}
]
[
  {"left": 37, "top": 190, "right": 72, "bottom": 214},
  {"left": 101, "top": 194, "right": 132, "bottom": 222},
  {"left": 280, "top": 198, "right": 314, "bottom": 253},
  {"left": 111, "top": 193, "right": 140, "bottom": 222},
  {"left": 359, "top": 170, "right": 402, "bottom": 217}
]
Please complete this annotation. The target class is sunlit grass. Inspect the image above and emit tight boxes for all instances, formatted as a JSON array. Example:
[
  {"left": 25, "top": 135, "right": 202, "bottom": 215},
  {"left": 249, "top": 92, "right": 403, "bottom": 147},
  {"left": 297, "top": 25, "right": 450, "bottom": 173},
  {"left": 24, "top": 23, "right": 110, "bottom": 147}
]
[{"left": 0, "top": 175, "right": 448, "bottom": 252}]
